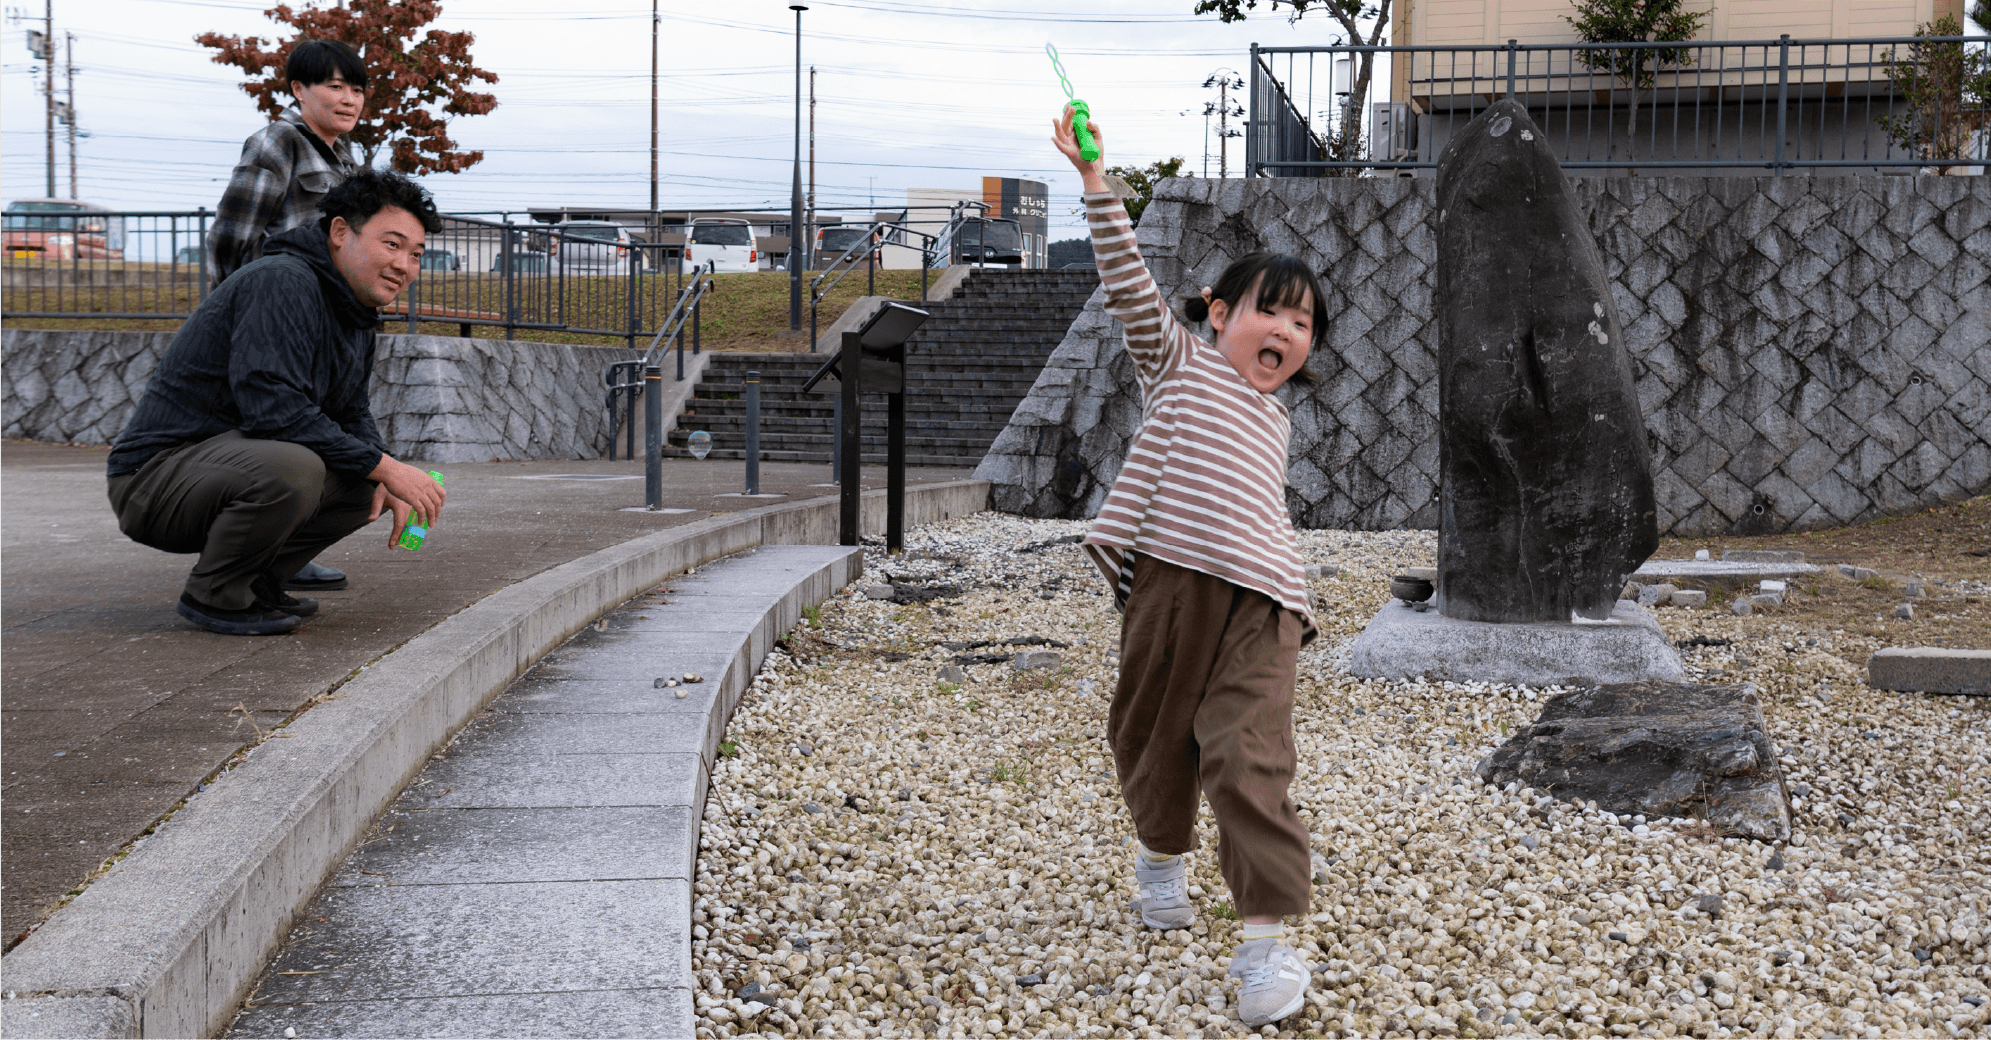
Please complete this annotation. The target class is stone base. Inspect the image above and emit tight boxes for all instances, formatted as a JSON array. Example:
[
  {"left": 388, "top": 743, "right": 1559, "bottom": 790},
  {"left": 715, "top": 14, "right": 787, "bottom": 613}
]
[{"left": 1346, "top": 599, "right": 1686, "bottom": 686}]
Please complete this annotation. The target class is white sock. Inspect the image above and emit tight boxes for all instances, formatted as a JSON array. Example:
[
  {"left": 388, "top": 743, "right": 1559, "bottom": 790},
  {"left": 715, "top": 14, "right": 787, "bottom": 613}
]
[
  {"left": 1136, "top": 840, "right": 1178, "bottom": 867},
  {"left": 1240, "top": 921, "right": 1286, "bottom": 942}
]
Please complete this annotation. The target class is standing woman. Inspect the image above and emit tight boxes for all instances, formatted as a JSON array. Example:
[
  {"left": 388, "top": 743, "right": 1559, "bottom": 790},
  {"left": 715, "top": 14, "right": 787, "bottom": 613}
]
[{"left": 206, "top": 38, "right": 367, "bottom": 592}]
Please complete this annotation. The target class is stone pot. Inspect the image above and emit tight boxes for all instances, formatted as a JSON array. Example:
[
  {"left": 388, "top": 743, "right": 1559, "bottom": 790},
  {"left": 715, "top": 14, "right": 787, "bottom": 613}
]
[{"left": 1390, "top": 575, "right": 1435, "bottom": 603}]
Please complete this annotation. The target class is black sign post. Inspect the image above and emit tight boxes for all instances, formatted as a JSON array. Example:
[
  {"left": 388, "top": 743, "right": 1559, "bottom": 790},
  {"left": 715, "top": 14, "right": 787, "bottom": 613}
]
[{"left": 802, "top": 301, "right": 929, "bottom": 550}]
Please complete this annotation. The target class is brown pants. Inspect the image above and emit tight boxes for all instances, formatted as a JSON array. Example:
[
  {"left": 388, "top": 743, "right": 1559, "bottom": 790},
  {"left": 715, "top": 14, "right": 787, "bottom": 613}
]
[
  {"left": 1111, "top": 555, "right": 1312, "bottom": 919},
  {"left": 107, "top": 431, "right": 377, "bottom": 612}
]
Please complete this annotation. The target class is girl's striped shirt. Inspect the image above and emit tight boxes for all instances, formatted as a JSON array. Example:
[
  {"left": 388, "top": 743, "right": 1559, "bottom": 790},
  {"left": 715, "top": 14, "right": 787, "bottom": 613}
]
[{"left": 1078, "top": 192, "right": 1317, "bottom": 644}]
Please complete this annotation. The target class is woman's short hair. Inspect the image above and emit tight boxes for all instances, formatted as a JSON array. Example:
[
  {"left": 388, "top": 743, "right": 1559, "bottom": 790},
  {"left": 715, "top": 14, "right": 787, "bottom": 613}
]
[{"left": 286, "top": 39, "right": 368, "bottom": 92}]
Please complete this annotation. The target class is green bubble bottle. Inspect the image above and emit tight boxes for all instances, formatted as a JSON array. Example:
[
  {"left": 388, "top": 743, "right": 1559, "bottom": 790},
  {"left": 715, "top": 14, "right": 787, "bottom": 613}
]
[{"left": 395, "top": 471, "right": 445, "bottom": 551}]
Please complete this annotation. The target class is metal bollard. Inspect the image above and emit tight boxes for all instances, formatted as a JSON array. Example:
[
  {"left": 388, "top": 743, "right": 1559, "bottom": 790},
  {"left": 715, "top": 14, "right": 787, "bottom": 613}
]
[
  {"left": 644, "top": 364, "right": 662, "bottom": 510},
  {"left": 744, "top": 369, "right": 761, "bottom": 496}
]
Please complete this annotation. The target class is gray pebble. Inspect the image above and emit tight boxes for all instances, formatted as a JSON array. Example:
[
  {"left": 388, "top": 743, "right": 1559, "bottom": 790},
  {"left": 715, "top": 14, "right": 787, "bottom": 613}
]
[{"left": 1895, "top": 603, "right": 1915, "bottom": 619}]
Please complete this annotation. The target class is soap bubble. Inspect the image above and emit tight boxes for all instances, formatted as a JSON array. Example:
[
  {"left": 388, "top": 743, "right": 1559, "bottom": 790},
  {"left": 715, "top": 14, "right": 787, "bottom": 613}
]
[{"left": 688, "top": 430, "right": 712, "bottom": 460}]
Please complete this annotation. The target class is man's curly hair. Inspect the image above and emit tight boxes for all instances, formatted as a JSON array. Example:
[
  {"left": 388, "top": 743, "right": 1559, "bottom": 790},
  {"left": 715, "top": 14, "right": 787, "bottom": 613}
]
[{"left": 319, "top": 168, "right": 443, "bottom": 235}]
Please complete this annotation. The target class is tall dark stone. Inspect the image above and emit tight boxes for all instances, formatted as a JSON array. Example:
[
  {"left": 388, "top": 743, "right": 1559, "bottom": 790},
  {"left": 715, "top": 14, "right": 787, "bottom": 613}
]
[{"left": 1434, "top": 99, "right": 1657, "bottom": 623}]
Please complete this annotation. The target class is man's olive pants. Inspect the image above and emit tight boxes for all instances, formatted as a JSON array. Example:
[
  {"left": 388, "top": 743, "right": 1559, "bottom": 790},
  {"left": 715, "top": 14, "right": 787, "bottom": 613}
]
[{"left": 107, "top": 431, "right": 376, "bottom": 611}]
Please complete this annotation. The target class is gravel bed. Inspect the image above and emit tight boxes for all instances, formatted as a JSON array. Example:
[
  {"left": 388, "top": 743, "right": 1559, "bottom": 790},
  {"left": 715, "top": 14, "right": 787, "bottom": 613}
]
[{"left": 691, "top": 515, "right": 1991, "bottom": 1039}]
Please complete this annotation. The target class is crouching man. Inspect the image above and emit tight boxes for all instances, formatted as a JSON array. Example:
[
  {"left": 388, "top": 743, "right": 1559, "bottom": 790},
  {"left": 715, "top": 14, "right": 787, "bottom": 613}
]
[{"left": 107, "top": 168, "right": 447, "bottom": 636}]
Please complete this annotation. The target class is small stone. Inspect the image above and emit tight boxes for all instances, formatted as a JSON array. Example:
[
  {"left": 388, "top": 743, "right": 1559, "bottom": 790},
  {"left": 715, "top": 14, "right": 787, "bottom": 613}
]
[
  {"left": 1018, "top": 973, "right": 1044, "bottom": 987},
  {"left": 1964, "top": 995, "right": 1987, "bottom": 1007},
  {"left": 798, "top": 742, "right": 814, "bottom": 757},
  {"left": 864, "top": 585, "right": 895, "bottom": 600},
  {"left": 1765, "top": 849, "right": 1785, "bottom": 872},
  {"left": 1519, "top": 834, "right": 1540, "bottom": 850},
  {"left": 1636, "top": 583, "right": 1678, "bottom": 607},
  {"left": 1012, "top": 649, "right": 1061, "bottom": 671},
  {"left": 1694, "top": 549, "right": 1710, "bottom": 561},
  {"left": 936, "top": 664, "right": 968, "bottom": 684},
  {"left": 675, "top": 688, "right": 690, "bottom": 700},
  {"left": 1758, "top": 579, "right": 1787, "bottom": 596},
  {"left": 1608, "top": 932, "right": 1629, "bottom": 942},
  {"left": 1838, "top": 564, "right": 1877, "bottom": 580},
  {"left": 803, "top": 802, "right": 825, "bottom": 814},
  {"left": 1895, "top": 603, "right": 1915, "bottom": 619},
  {"left": 1904, "top": 581, "right": 1925, "bottom": 598},
  {"left": 1751, "top": 593, "right": 1783, "bottom": 609},
  {"left": 1621, "top": 582, "right": 1643, "bottom": 601},
  {"left": 1670, "top": 589, "right": 1707, "bottom": 607},
  {"left": 1731, "top": 597, "right": 1753, "bottom": 617},
  {"left": 736, "top": 982, "right": 763, "bottom": 1001},
  {"left": 1696, "top": 892, "right": 1723, "bottom": 918}
]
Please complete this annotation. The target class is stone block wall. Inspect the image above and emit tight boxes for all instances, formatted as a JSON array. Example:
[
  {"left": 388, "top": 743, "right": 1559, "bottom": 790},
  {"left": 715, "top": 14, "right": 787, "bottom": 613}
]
[
  {"left": 976, "top": 175, "right": 1991, "bottom": 536},
  {"left": 1, "top": 329, "right": 638, "bottom": 463}
]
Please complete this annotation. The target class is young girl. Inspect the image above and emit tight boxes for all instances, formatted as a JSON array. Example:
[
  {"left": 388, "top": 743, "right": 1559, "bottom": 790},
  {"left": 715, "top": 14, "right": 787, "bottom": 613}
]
[{"left": 1053, "top": 106, "right": 1328, "bottom": 1028}]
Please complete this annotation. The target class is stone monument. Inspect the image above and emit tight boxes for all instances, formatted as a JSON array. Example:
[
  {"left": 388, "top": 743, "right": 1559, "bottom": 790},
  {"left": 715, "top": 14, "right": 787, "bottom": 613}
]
[{"left": 1348, "top": 100, "right": 1684, "bottom": 686}]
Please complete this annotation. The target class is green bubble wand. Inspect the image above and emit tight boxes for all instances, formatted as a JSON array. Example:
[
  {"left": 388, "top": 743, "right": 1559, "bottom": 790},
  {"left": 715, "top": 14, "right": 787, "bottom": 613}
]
[{"left": 1046, "top": 43, "right": 1099, "bottom": 162}]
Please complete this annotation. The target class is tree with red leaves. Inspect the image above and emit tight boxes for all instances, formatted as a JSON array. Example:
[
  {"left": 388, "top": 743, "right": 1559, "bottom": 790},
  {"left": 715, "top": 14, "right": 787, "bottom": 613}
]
[{"left": 197, "top": 0, "right": 498, "bottom": 175}]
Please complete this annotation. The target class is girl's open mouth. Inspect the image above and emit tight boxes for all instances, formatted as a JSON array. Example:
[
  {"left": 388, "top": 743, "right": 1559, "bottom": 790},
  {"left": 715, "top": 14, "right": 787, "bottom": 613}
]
[{"left": 1258, "top": 347, "right": 1284, "bottom": 370}]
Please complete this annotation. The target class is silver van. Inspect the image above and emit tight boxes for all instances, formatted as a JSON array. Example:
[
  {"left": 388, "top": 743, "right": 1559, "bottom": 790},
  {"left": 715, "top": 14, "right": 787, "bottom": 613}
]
[{"left": 554, "top": 221, "right": 633, "bottom": 274}]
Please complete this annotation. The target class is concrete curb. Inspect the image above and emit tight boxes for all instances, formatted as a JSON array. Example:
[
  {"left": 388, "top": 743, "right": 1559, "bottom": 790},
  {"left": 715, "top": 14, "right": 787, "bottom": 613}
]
[{"left": 0, "top": 480, "right": 989, "bottom": 1039}]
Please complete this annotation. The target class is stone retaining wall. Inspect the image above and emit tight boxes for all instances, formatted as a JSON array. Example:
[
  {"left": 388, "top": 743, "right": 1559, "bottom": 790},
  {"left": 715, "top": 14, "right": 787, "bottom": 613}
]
[
  {"left": 1, "top": 329, "right": 637, "bottom": 463},
  {"left": 975, "top": 175, "right": 1991, "bottom": 536}
]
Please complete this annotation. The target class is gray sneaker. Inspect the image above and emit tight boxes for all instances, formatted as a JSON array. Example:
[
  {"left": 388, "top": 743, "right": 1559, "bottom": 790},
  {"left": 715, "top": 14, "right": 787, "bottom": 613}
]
[
  {"left": 1133, "top": 854, "right": 1194, "bottom": 929},
  {"left": 1228, "top": 937, "right": 1310, "bottom": 1026}
]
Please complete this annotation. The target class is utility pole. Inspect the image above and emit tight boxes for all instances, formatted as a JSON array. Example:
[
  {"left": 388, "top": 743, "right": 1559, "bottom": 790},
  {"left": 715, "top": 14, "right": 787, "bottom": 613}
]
[
  {"left": 808, "top": 66, "right": 816, "bottom": 274},
  {"left": 43, "top": 0, "right": 54, "bottom": 198},
  {"left": 787, "top": 4, "right": 806, "bottom": 332},
  {"left": 649, "top": 0, "right": 658, "bottom": 214},
  {"left": 64, "top": 30, "right": 75, "bottom": 198},
  {"left": 1219, "top": 76, "right": 1230, "bottom": 179}
]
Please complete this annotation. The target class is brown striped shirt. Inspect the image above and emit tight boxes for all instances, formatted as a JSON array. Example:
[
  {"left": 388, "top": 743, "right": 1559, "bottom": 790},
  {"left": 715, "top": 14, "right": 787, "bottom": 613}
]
[{"left": 1079, "top": 193, "right": 1317, "bottom": 644}]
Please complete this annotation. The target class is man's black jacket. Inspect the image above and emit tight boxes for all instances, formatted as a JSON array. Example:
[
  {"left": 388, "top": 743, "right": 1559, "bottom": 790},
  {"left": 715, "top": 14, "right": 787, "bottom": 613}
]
[{"left": 108, "top": 223, "right": 388, "bottom": 478}]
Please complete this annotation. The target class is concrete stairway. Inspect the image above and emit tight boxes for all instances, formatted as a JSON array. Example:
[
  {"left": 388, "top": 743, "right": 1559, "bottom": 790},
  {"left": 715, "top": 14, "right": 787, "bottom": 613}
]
[{"left": 666, "top": 268, "right": 1098, "bottom": 468}]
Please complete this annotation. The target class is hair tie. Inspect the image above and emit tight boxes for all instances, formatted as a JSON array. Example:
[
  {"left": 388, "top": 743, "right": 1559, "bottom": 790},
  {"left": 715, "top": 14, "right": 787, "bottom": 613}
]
[{"left": 1199, "top": 286, "right": 1213, "bottom": 299}]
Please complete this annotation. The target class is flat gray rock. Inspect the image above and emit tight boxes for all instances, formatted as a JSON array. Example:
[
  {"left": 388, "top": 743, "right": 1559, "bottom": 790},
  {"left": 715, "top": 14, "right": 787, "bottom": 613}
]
[
  {"left": 1346, "top": 599, "right": 1685, "bottom": 686},
  {"left": 1869, "top": 647, "right": 1991, "bottom": 695},
  {"left": 1476, "top": 681, "right": 1790, "bottom": 841}
]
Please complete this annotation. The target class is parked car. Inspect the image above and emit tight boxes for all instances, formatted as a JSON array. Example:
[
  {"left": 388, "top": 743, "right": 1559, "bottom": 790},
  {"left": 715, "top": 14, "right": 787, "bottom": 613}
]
[
  {"left": 174, "top": 246, "right": 204, "bottom": 266},
  {"left": 681, "top": 218, "right": 756, "bottom": 274},
  {"left": 4, "top": 198, "right": 124, "bottom": 260},
  {"left": 815, "top": 223, "right": 877, "bottom": 266},
  {"left": 553, "top": 221, "right": 632, "bottom": 274},
  {"left": 943, "top": 217, "right": 1024, "bottom": 267},
  {"left": 491, "top": 251, "right": 548, "bottom": 273},
  {"left": 420, "top": 248, "right": 459, "bottom": 272}
]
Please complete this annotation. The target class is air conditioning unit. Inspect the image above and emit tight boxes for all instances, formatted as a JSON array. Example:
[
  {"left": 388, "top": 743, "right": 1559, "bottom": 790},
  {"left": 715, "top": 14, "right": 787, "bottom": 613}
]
[{"left": 1370, "top": 102, "right": 1415, "bottom": 163}]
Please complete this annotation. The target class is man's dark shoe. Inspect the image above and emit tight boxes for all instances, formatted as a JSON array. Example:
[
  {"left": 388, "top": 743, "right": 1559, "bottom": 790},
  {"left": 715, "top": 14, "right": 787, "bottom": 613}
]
[
  {"left": 252, "top": 576, "right": 319, "bottom": 617},
  {"left": 284, "top": 560, "right": 348, "bottom": 591},
  {"left": 177, "top": 594, "right": 303, "bottom": 636}
]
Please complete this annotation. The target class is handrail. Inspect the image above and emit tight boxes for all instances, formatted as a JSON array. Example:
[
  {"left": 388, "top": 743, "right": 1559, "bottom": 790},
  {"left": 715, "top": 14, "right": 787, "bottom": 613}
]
[
  {"left": 806, "top": 220, "right": 941, "bottom": 352},
  {"left": 641, "top": 268, "right": 714, "bottom": 371}
]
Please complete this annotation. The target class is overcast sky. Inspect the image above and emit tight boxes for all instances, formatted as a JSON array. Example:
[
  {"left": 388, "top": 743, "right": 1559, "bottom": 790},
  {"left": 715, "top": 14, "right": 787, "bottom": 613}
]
[{"left": 1, "top": 0, "right": 1365, "bottom": 238}]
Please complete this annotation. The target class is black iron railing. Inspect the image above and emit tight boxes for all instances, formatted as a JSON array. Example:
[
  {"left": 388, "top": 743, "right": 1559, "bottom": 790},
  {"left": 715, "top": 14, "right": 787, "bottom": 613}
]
[{"left": 1249, "top": 34, "right": 1991, "bottom": 175}]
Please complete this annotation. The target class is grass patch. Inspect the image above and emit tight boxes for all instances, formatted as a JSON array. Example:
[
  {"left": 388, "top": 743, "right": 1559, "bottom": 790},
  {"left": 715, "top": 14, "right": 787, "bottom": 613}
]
[
  {"left": 2, "top": 267, "right": 937, "bottom": 350},
  {"left": 1209, "top": 901, "right": 1240, "bottom": 921}
]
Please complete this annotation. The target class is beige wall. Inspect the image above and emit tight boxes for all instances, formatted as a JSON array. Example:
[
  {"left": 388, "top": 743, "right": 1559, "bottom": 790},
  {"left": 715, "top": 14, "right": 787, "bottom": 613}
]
[{"left": 1405, "top": 0, "right": 1960, "bottom": 46}]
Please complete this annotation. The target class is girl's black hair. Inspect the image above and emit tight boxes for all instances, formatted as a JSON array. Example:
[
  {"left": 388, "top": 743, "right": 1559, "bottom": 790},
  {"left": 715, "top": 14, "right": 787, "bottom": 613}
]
[
  {"left": 286, "top": 39, "right": 369, "bottom": 92},
  {"left": 1181, "top": 251, "right": 1329, "bottom": 353}
]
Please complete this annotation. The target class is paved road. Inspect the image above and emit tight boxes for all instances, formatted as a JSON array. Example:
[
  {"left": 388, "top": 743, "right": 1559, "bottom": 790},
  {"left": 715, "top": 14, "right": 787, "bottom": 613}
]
[{"left": 0, "top": 439, "right": 968, "bottom": 946}]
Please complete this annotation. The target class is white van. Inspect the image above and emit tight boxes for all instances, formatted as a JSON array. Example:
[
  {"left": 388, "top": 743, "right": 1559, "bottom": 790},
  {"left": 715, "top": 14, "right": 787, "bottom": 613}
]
[{"left": 682, "top": 218, "right": 757, "bottom": 274}]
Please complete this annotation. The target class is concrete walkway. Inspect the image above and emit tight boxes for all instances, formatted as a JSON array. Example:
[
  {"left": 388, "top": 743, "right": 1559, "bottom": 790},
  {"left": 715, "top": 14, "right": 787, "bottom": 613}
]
[
  {"left": 223, "top": 544, "right": 859, "bottom": 1039},
  {"left": 0, "top": 440, "right": 965, "bottom": 946}
]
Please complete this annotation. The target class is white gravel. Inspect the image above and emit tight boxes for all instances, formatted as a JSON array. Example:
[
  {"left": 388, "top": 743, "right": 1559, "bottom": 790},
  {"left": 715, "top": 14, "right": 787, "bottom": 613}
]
[{"left": 691, "top": 514, "right": 1991, "bottom": 1039}]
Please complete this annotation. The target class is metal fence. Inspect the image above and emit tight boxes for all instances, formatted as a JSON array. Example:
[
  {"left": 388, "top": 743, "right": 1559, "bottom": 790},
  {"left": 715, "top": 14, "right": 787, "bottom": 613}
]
[
  {"left": 2, "top": 210, "right": 214, "bottom": 319},
  {"left": 1249, "top": 34, "right": 1991, "bottom": 176},
  {"left": 2, "top": 211, "right": 718, "bottom": 348}
]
